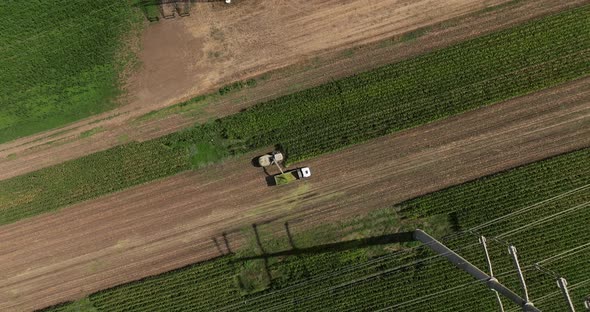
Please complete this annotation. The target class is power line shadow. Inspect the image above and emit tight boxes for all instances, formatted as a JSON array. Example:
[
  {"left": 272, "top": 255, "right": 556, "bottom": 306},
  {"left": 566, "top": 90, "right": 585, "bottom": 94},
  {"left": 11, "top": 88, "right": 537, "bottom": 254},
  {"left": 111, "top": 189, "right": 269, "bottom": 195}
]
[
  {"left": 235, "top": 231, "right": 415, "bottom": 262},
  {"left": 448, "top": 212, "right": 462, "bottom": 232},
  {"left": 285, "top": 221, "right": 297, "bottom": 250}
]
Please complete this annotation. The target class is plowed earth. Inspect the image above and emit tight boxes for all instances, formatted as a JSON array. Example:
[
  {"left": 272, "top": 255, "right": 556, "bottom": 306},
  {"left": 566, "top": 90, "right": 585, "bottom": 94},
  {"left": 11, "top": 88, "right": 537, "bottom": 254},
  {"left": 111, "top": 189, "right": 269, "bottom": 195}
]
[
  {"left": 1, "top": 78, "right": 589, "bottom": 311},
  {"left": 1, "top": 0, "right": 586, "bottom": 180}
]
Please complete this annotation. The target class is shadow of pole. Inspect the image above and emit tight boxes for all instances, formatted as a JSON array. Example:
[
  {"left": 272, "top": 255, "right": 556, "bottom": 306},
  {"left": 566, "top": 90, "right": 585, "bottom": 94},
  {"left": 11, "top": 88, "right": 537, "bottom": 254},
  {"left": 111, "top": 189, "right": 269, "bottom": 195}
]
[
  {"left": 284, "top": 221, "right": 311, "bottom": 279},
  {"left": 222, "top": 232, "right": 233, "bottom": 254},
  {"left": 252, "top": 224, "right": 273, "bottom": 285},
  {"left": 212, "top": 237, "right": 225, "bottom": 256},
  {"left": 285, "top": 221, "right": 297, "bottom": 250},
  {"left": 235, "top": 231, "right": 416, "bottom": 262}
]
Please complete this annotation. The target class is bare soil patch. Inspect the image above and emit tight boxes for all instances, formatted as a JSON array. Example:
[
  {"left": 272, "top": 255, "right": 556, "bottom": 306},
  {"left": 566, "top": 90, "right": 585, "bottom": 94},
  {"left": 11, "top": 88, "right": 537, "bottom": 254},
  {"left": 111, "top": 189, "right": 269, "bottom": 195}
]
[
  {"left": 1, "top": 78, "right": 589, "bottom": 311},
  {"left": 2, "top": 0, "right": 585, "bottom": 180}
]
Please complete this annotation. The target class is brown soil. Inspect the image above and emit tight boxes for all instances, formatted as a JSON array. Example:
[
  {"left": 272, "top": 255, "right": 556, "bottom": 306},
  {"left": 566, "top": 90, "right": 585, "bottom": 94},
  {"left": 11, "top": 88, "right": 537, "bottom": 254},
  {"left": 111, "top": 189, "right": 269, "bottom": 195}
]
[
  {"left": 1, "top": 0, "right": 586, "bottom": 180},
  {"left": 1, "top": 78, "right": 589, "bottom": 311}
]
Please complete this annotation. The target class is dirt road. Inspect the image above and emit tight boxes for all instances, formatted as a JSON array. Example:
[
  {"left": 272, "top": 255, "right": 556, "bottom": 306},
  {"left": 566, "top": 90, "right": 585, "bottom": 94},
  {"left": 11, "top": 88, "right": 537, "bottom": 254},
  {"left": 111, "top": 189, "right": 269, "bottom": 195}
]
[
  {"left": 2, "top": 0, "right": 585, "bottom": 180},
  {"left": 1, "top": 78, "right": 589, "bottom": 311}
]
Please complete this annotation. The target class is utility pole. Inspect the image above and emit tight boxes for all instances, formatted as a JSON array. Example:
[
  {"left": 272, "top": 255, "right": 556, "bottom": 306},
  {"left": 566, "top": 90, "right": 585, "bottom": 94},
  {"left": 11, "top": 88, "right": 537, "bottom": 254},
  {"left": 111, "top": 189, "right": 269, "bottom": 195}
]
[
  {"left": 556, "top": 278, "right": 576, "bottom": 312},
  {"left": 535, "top": 263, "right": 580, "bottom": 311},
  {"left": 413, "top": 229, "right": 540, "bottom": 312},
  {"left": 508, "top": 246, "right": 532, "bottom": 308},
  {"left": 480, "top": 236, "right": 505, "bottom": 312}
]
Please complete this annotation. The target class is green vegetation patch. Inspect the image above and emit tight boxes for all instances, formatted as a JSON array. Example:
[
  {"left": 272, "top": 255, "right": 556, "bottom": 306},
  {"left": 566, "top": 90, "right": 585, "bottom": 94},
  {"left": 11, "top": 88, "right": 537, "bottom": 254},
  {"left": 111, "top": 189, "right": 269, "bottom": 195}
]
[
  {"left": 0, "top": 1, "right": 143, "bottom": 144},
  {"left": 399, "top": 26, "right": 431, "bottom": 42},
  {"left": 41, "top": 298, "right": 98, "bottom": 312},
  {"left": 79, "top": 127, "right": 106, "bottom": 139},
  {"left": 187, "top": 141, "right": 229, "bottom": 168},
  {"left": 135, "top": 95, "right": 211, "bottom": 123},
  {"left": 274, "top": 172, "right": 297, "bottom": 185},
  {"left": 218, "top": 79, "right": 258, "bottom": 95},
  {"left": 2, "top": 6, "right": 590, "bottom": 225},
  {"left": 134, "top": 77, "right": 260, "bottom": 123},
  {"left": 40, "top": 148, "right": 590, "bottom": 311},
  {"left": 116, "top": 134, "right": 130, "bottom": 144}
]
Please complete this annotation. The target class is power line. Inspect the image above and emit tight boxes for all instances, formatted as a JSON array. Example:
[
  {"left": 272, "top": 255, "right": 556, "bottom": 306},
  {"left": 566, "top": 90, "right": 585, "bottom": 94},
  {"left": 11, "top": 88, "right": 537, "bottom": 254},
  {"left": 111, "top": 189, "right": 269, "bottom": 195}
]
[
  {"left": 497, "top": 201, "right": 590, "bottom": 239},
  {"left": 243, "top": 201, "right": 585, "bottom": 308},
  {"left": 220, "top": 186, "right": 589, "bottom": 311},
  {"left": 536, "top": 241, "right": 590, "bottom": 266},
  {"left": 468, "top": 184, "right": 590, "bottom": 232},
  {"left": 226, "top": 230, "right": 527, "bottom": 311},
  {"left": 376, "top": 240, "right": 590, "bottom": 312},
  {"left": 249, "top": 249, "right": 469, "bottom": 312},
  {"left": 504, "top": 278, "right": 590, "bottom": 312},
  {"left": 365, "top": 261, "right": 548, "bottom": 311},
  {"left": 373, "top": 278, "right": 483, "bottom": 311},
  {"left": 452, "top": 199, "right": 590, "bottom": 264},
  {"left": 535, "top": 263, "right": 560, "bottom": 279}
]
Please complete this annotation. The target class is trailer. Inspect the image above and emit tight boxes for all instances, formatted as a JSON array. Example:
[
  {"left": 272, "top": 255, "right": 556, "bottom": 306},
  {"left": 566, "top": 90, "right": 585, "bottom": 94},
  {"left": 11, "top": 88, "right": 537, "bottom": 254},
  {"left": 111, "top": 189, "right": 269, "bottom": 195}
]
[{"left": 273, "top": 167, "right": 312, "bottom": 185}]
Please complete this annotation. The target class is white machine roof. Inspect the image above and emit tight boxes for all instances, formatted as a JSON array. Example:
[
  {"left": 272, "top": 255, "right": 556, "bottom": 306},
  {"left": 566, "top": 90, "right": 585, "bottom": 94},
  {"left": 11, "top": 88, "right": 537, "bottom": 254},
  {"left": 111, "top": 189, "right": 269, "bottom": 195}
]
[{"left": 300, "top": 167, "right": 311, "bottom": 178}]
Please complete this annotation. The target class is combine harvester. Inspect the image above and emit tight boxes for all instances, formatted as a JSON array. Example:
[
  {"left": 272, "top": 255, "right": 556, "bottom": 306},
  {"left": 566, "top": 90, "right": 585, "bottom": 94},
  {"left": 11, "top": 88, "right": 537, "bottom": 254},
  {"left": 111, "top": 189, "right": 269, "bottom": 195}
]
[{"left": 258, "top": 152, "right": 311, "bottom": 186}]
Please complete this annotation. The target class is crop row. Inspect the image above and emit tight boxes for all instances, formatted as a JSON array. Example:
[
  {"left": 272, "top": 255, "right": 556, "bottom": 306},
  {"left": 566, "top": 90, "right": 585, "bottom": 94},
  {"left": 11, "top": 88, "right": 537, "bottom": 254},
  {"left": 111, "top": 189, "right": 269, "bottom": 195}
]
[
  {"left": 398, "top": 148, "right": 590, "bottom": 222},
  {"left": 4, "top": 4, "right": 590, "bottom": 226}
]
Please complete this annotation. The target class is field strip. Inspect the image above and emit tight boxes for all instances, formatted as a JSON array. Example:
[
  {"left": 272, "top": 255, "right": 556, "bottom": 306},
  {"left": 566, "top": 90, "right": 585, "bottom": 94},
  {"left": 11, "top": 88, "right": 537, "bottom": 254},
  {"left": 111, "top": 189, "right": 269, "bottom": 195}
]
[
  {"left": 0, "top": 76, "right": 589, "bottom": 311},
  {"left": 0, "top": 0, "right": 586, "bottom": 181}
]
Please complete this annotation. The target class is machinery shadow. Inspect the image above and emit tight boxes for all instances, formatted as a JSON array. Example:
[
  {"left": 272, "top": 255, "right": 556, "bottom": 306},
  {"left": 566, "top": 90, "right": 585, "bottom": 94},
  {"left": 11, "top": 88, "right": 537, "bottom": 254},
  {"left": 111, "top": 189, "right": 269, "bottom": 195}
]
[
  {"left": 448, "top": 211, "right": 462, "bottom": 232},
  {"left": 250, "top": 156, "right": 263, "bottom": 168},
  {"left": 265, "top": 175, "right": 277, "bottom": 186},
  {"left": 251, "top": 155, "right": 278, "bottom": 185},
  {"left": 251, "top": 224, "right": 273, "bottom": 283}
]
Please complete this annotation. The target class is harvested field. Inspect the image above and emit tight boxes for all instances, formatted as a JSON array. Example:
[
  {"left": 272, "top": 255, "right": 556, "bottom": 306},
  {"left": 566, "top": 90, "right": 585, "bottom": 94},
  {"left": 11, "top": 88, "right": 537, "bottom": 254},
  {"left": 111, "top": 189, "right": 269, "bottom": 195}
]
[
  {"left": 1, "top": 0, "right": 586, "bottom": 180},
  {"left": 1, "top": 78, "right": 589, "bottom": 311}
]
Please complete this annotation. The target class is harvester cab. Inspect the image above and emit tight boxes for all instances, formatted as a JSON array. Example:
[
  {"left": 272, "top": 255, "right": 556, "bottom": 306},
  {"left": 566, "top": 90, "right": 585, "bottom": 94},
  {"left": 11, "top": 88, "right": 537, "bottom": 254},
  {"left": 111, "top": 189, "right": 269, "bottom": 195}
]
[
  {"left": 258, "top": 152, "right": 284, "bottom": 168},
  {"left": 299, "top": 167, "right": 311, "bottom": 178}
]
